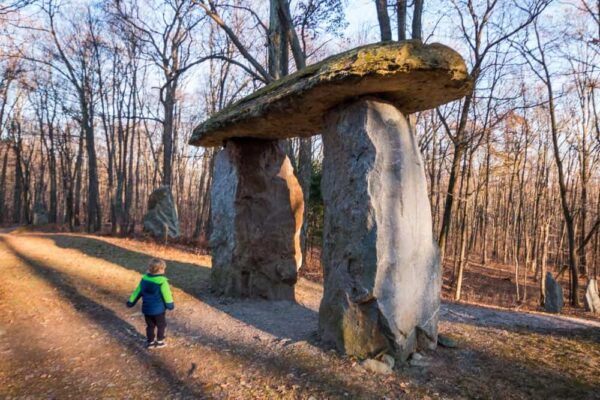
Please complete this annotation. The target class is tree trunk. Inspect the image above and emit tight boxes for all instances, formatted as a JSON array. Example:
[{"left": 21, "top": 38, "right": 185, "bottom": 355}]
[
  {"left": 162, "top": 86, "right": 176, "bottom": 187},
  {"left": 82, "top": 104, "right": 102, "bottom": 233},
  {"left": 454, "top": 151, "right": 473, "bottom": 301},
  {"left": 397, "top": 0, "right": 407, "bottom": 40},
  {"left": 74, "top": 128, "right": 84, "bottom": 228},
  {"left": 0, "top": 148, "right": 7, "bottom": 224},
  {"left": 375, "top": 0, "right": 392, "bottom": 41},
  {"left": 412, "top": 0, "right": 424, "bottom": 40},
  {"left": 438, "top": 94, "right": 472, "bottom": 262},
  {"left": 12, "top": 137, "right": 23, "bottom": 224}
]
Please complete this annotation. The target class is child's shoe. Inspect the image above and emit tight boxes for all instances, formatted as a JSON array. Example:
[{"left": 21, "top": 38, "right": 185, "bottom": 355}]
[
  {"left": 146, "top": 341, "right": 155, "bottom": 349},
  {"left": 155, "top": 340, "right": 167, "bottom": 348}
]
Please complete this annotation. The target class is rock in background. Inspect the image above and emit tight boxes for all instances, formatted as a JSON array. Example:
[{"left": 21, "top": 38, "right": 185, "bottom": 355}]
[
  {"left": 319, "top": 99, "right": 441, "bottom": 361},
  {"left": 143, "top": 186, "right": 180, "bottom": 239},
  {"left": 584, "top": 279, "right": 600, "bottom": 314},
  {"left": 544, "top": 272, "right": 564, "bottom": 313},
  {"left": 210, "top": 138, "right": 304, "bottom": 300},
  {"left": 32, "top": 203, "right": 49, "bottom": 226}
]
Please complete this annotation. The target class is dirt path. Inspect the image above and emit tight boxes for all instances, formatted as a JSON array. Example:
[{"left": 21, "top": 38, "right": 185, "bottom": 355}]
[{"left": 1, "top": 232, "right": 599, "bottom": 399}]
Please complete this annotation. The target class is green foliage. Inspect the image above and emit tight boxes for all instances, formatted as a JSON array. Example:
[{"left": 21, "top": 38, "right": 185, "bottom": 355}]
[{"left": 307, "top": 161, "right": 324, "bottom": 244}]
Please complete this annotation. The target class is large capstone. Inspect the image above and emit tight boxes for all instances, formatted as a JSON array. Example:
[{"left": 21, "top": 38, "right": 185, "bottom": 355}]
[
  {"left": 190, "top": 41, "right": 472, "bottom": 147},
  {"left": 210, "top": 138, "right": 304, "bottom": 300},
  {"left": 143, "top": 186, "right": 180, "bottom": 239},
  {"left": 584, "top": 279, "right": 600, "bottom": 314},
  {"left": 319, "top": 99, "right": 441, "bottom": 361},
  {"left": 544, "top": 272, "right": 564, "bottom": 313}
]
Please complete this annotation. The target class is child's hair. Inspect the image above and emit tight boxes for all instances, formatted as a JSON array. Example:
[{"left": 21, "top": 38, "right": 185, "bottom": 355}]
[{"left": 148, "top": 258, "right": 167, "bottom": 274}]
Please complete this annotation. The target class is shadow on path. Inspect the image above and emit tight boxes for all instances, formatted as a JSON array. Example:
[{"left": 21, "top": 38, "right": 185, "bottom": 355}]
[
  {"left": 1, "top": 235, "right": 391, "bottom": 399},
  {"left": 0, "top": 236, "right": 206, "bottom": 398},
  {"left": 441, "top": 302, "right": 600, "bottom": 345},
  {"left": 46, "top": 233, "right": 319, "bottom": 342}
]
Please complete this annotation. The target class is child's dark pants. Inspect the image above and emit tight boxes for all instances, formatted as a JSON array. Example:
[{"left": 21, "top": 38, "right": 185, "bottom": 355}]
[{"left": 144, "top": 313, "right": 166, "bottom": 342}]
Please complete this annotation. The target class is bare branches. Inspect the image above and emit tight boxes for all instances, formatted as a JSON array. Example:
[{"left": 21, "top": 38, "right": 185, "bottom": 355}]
[{"left": 193, "top": 0, "right": 273, "bottom": 83}]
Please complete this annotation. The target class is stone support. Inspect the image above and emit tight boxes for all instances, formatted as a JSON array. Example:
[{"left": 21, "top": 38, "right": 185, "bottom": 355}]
[
  {"left": 210, "top": 138, "right": 304, "bottom": 300},
  {"left": 319, "top": 99, "right": 441, "bottom": 361}
]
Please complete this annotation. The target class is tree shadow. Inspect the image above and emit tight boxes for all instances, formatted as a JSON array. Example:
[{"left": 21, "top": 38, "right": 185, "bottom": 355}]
[
  {"left": 441, "top": 302, "right": 600, "bottom": 345},
  {"left": 409, "top": 342, "right": 599, "bottom": 399},
  {"left": 5, "top": 234, "right": 599, "bottom": 398},
  {"left": 0, "top": 236, "right": 206, "bottom": 398},
  {"left": 46, "top": 233, "right": 320, "bottom": 343},
  {"left": 1, "top": 235, "right": 394, "bottom": 399}
]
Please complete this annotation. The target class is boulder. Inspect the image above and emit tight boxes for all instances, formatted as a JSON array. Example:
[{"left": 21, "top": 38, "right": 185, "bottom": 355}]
[
  {"left": 143, "top": 186, "right": 180, "bottom": 239},
  {"left": 381, "top": 354, "right": 395, "bottom": 369},
  {"left": 361, "top": 358, "right": 393, "bottom": 375},
  {"left": 32, "top": 203, "right": 49, "bottom": 226},
  {"left": 209, "top": 138, "right": 304, "bottom": 300},
  {"left": 584, "top": 279, "right": 600, "bottom": 314},
  {"left": 437, "top": 334, "right": 458, "bottom": 348},
  {"left": 319, "top": 99, "right": 441, "bottom": 361},
  {"left": 544, "top": 272, "right": 564, "bottom": 313},
  {"left": 190, "top": 41, "right": 472, "bottom": 147}
]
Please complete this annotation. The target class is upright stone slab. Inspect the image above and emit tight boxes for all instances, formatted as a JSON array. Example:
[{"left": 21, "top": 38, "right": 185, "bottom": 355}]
[
  {"left": 544, "top": 272, "right": 564, "bottom": 313},
  {"left": 143, "top": 186, "right": 180, "bottom": 239},
  {"left": 584, "top": 279, "right": 600, "bottom": 314},
  {"left": 32, "top": 203, "right": 49, "bottom": 226},
  {"left": 210, "top": 138, "right": 304, "bottom": 300},
  {"left": 319, "top": 99, "right": 441, "bottom": 361}
]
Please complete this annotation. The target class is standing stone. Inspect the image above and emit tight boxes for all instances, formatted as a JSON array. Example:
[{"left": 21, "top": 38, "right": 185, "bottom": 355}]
[
  {"left": 584, "top": 279, "right": 600, "bottom": 314},
  {"left": 544, "top": 272, "right": 564, "bottom": 313},
  {"left": 210, "top": 138, "right": 304, "bottom": 300},
  {"left": 32, "top": 203, "right": 49, "bottom": 226},
  {"left": 143, "top": 186, "right": 180, "bottom": 239},
  {"left": 319, "top": 99, "right": 441, "bottom": 361}
]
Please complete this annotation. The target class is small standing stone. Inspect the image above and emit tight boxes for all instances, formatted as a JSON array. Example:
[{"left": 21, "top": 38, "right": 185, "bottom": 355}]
[
  {"left": 32, "top": 203, "right": 49, "bottom": 226},
  {"left": 584, "top": 279, "right": 600, "bottom": 314},
  {"left": 544, "top": 272, "right": 564, "bottom": 313},
  {"left": 382, "top": 354, "right": 395, "bottom": 369},
  {"left": 143, "top": 186, "right": 180, "bottom": 239}
]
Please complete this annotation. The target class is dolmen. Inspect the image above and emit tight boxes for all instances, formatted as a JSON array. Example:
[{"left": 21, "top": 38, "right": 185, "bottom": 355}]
[{"left": 190, "top": 40, "right": 472, "bottom": 361}]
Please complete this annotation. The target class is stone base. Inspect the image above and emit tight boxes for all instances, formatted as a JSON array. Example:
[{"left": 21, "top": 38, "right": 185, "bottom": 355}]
[
  {"left": 319, "top": 99, "right": 441, "bottom": 361},
  {"left": 210, "top": 138, "right": 304, "bottom": 300}
]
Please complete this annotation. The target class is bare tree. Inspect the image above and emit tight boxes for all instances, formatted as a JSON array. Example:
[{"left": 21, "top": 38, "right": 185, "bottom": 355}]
[
  {"left": 375, "top": 0, "right": 392, "bottom": 41},
  {"left": 116, "top": 0, "right": 211, "bottom": 187},
  {"left": 436, "top": 0, "right": 550, "bottom": 262}
]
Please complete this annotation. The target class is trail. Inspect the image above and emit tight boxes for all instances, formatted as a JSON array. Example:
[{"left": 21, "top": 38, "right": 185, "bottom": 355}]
[{"left": 1, "top": 232, "right": 598, "bottom": 399}]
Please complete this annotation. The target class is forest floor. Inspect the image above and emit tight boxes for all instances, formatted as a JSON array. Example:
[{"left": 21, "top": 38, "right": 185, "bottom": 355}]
[{"left": 1, "top": 230, "right": 599, "bottom": 399}]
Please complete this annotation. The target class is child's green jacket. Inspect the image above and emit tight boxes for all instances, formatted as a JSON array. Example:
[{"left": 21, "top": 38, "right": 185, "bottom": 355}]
[{"left": 127, "top": 274, "right": 174, "bottom": 315}]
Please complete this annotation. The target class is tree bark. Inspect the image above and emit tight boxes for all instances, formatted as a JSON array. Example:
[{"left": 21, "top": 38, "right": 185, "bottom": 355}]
[
  {"left": 397, "top": 0, "right": 407, "bottom": 40},
  {"left": 412, "top": 0, "right": 423, "bottom": 40},
  {"left": 375, "top": 0, "right": 392, "bottom": 41}
]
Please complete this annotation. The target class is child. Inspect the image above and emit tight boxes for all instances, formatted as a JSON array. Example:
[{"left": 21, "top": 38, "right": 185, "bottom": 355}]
[{"left": 127, "top": 258, "right": 175, "bottom": 348}]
